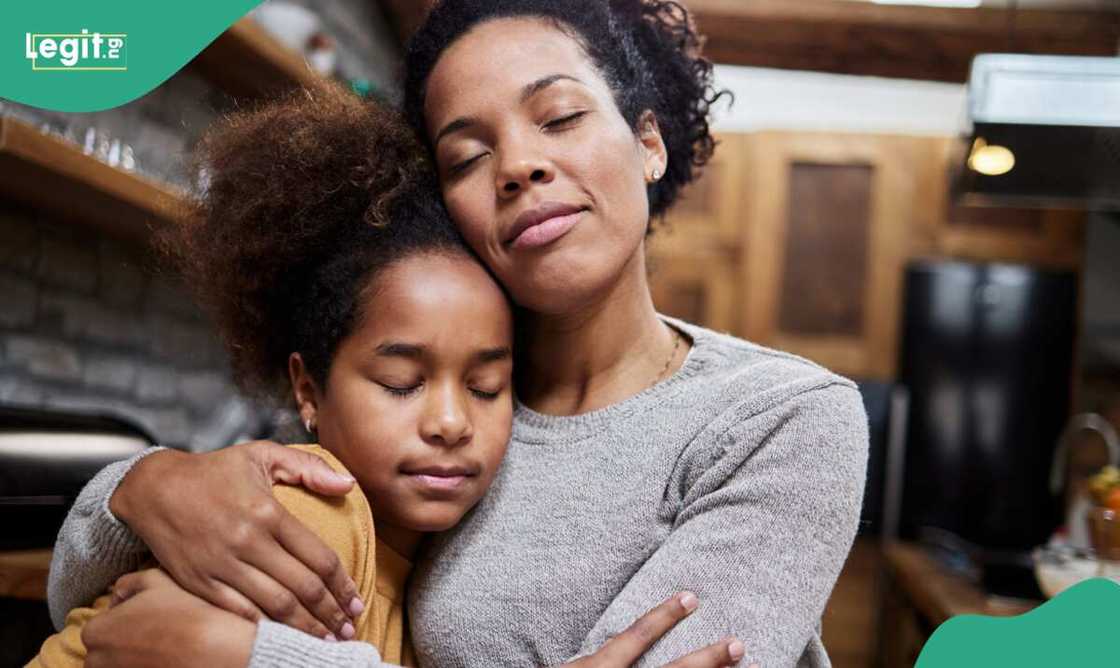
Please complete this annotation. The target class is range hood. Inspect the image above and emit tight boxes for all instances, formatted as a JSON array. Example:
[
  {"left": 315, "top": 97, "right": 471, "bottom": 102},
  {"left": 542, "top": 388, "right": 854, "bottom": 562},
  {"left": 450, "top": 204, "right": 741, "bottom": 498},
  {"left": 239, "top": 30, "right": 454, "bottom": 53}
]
[{"left": 958, "top": 54, "right": 1120, "bottom": 211}]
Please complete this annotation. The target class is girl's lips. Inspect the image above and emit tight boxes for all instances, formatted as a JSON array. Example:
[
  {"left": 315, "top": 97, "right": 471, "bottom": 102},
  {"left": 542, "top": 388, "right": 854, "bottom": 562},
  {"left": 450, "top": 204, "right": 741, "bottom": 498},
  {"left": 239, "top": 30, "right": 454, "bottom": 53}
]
[
  {"left": 509, "top": 211, "right": 582, "bottom": 250},
  {"left": 408, "top": 473, "right": 471, "bottom": 492}
]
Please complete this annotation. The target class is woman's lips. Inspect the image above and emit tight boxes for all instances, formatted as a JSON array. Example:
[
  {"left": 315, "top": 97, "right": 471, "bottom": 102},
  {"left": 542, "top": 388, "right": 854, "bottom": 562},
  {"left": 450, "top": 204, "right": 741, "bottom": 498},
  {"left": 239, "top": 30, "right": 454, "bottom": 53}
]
[{"left": 509, "top": 211, "right": 582, "bottom": 250}]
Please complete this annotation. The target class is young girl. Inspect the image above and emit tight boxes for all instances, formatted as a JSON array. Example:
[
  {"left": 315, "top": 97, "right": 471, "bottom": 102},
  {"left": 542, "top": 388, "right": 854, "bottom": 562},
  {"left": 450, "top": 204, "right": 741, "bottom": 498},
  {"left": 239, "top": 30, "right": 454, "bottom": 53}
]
[{"left": 31, "top": 82, "right": 515, "bottom": 666}]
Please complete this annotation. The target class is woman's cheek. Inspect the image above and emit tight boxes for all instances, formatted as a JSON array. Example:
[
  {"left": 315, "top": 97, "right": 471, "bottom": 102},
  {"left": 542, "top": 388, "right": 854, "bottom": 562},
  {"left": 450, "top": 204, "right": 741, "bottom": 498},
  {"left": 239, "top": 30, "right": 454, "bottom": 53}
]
[{"left": 444, "top": 193, "right": 493, "bottom": 257}]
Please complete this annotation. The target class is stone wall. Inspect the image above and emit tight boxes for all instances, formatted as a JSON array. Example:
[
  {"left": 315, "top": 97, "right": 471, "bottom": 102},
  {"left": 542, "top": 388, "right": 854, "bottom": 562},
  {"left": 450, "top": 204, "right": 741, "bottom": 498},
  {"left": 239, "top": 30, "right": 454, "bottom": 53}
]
[{"left": 0, "top": 203, "right": 264, "bottom": 450}]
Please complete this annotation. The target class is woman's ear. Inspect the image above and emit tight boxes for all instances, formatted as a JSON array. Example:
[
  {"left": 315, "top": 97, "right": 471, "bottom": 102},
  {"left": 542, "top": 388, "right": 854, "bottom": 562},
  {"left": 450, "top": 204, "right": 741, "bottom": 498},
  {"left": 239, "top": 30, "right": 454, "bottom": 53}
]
[
  {"left": 637, "top": 110, "right": 667, "bottom": 184},
  {"left": 288, "top": 352, "right": 320, "bottom": 433}
]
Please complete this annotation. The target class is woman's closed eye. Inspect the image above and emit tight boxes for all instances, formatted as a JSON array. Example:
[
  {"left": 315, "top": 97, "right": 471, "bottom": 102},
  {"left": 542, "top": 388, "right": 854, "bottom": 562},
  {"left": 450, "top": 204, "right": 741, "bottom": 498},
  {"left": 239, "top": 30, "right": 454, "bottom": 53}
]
[{"left": 543, "top": 110, "right": 588, "bottom": 132}]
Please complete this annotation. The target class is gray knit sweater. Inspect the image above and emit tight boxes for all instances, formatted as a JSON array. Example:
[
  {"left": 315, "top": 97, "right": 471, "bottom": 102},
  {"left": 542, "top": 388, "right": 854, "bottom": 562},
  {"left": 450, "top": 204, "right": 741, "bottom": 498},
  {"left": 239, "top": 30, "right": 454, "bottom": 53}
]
[{"left": 48, "top": 318, "right": 868, "bottom": 668}]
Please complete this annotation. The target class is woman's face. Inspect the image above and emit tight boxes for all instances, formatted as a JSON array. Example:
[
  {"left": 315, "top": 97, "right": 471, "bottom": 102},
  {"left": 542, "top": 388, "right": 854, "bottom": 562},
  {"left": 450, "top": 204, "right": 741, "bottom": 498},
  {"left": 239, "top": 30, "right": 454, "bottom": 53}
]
[
  {"left": 424, "top": 17, "right": 666, "bottom": 314},
  {"left": 298, "top": 252, "right": 514, "bottom": 533}
]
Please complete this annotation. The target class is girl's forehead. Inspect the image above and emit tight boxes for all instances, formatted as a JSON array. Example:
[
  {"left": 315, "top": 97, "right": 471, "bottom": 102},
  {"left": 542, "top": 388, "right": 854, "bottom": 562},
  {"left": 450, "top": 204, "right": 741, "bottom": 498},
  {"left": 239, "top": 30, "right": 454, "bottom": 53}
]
[{"left": 364, "top": 255, "right": 505, "bottom": 321}]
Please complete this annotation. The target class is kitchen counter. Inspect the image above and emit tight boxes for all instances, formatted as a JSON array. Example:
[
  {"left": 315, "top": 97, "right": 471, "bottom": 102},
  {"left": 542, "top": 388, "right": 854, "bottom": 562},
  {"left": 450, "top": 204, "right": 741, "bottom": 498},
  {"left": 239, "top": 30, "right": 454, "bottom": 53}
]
[{"left": 880, "top": 541, "right": 1040, "bottom": 666}]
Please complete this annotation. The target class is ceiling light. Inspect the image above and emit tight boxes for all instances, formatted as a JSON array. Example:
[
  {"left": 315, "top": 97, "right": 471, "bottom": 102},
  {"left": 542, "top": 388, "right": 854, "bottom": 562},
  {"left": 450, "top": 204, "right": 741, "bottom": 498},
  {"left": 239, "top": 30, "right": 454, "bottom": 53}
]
[{"left": 967, "top": 138, "right": 1016, "bottom": 176}]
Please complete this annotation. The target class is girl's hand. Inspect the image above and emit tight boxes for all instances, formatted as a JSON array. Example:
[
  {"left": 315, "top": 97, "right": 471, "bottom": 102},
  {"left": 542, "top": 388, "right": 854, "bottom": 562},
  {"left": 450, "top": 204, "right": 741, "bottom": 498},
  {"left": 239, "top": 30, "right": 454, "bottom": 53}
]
[
  {"left": 560, "top": 593, "right": 750, "bottom": 668},
  {"left": 109, "top": 441, "right": 363, "bottom": 640},
  {"left": 84, "top": 568, "right": 256, "bottom": 668}
]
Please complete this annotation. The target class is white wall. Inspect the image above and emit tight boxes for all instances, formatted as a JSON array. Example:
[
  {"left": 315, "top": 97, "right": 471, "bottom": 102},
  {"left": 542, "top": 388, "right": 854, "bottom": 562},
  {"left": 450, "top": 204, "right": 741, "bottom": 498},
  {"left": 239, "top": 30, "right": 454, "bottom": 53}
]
[{"left": 710, "top": 65, "right": 969, "bottom": 136}]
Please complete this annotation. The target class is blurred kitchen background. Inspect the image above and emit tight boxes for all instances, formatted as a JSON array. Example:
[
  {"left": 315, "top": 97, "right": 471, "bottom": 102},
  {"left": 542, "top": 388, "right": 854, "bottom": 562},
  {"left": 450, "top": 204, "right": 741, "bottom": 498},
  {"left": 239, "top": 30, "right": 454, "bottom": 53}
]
[{"left": 1, "top": 0, "right": 1118, "bottom": 666}]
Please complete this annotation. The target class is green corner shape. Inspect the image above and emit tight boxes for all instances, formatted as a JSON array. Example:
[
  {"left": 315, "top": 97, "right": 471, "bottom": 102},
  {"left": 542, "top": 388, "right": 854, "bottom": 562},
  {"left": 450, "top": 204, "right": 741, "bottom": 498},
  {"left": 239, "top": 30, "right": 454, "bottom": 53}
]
[{"left": 916, "top": 577, "right": 1120, "bottom": 667}]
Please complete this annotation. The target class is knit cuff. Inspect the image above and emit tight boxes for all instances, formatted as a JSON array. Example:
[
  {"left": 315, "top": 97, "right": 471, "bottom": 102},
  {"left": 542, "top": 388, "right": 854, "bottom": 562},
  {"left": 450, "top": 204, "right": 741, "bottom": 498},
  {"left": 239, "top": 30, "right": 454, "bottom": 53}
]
[
  {"left": 88, "top": 445, "right": 166, "bottom": 562},
  {"left": 250, "top": 620, "right": 384, "bottom": 668}
]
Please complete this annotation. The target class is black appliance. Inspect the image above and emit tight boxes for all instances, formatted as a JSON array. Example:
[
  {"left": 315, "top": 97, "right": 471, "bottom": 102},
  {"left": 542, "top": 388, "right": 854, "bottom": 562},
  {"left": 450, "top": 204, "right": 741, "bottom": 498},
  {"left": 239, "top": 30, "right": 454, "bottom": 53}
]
[
  {"left": 0, "top": 406, "right": 156, "bottom": 667},
  {"left": 897, "top": 260, "right": 1077, "bottom": 597},
  {"left": 0, "top": 406, "right": 156, "bottom": 549},
  {"left": 854, "top": 380, "right": 908, "bottom": 539}
]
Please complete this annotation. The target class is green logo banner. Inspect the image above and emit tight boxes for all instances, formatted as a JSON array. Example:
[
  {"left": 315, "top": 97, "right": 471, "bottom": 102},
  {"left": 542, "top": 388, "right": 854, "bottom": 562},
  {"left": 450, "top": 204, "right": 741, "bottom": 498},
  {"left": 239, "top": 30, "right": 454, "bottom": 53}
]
[
  {"left": 2, "top": 1, "right": 262, "bottom": 112},
  {"left": 917, "top": 577, "right": 1120, "bottom": 666}
]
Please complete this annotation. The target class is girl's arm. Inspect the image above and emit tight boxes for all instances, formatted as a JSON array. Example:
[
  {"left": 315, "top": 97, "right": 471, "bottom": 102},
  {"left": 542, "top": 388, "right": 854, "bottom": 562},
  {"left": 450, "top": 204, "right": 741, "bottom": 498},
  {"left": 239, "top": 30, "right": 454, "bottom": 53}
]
[
  {"left": 47, "top": 441, "right": 362, "bottom": 639},
  {"left": 570, "top": 383, "right": 869, "bottom": 668}
]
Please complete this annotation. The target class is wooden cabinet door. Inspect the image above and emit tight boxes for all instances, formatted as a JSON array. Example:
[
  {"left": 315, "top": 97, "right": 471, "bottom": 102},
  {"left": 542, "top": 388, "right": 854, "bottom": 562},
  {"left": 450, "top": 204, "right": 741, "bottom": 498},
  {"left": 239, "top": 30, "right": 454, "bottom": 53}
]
[
  {"left": 647, "top": 238, "right": 739, "bottom": 335},
  {"left": 662, "top": 133, "right": 749, "bottom": 247},
  {"left": 739, "top": 132, "right": 939, "bottom": 379},
  {"left": 650, "top": 133, "right": 745, "bottom": 335}
]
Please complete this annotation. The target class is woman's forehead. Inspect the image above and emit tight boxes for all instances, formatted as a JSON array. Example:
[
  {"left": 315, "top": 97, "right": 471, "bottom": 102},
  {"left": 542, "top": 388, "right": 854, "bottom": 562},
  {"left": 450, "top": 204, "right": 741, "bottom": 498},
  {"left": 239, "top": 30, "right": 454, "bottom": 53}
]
[{"left": 424, "top": 17, "right": 604, "bottom": 123}]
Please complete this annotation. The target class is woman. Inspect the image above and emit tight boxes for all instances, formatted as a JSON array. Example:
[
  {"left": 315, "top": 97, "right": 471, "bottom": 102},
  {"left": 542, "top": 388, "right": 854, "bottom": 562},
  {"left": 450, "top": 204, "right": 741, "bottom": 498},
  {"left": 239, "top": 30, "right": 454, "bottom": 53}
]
[{"left": 52, "top": 1, "right": 868, "bottom": 666}]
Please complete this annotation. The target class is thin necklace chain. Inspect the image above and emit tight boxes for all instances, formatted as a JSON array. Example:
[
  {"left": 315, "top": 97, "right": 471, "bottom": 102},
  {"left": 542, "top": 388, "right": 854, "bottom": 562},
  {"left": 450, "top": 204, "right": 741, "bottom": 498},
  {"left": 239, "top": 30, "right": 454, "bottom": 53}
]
[{"left": 653, "top": 325, "right": 682, "bottom": 386}]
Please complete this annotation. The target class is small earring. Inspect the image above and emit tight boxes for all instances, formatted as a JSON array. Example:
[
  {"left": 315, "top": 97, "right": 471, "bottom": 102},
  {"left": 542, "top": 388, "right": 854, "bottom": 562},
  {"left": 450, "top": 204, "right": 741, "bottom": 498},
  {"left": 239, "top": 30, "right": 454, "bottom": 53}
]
[
  {"left": 304, "top": 417, "right": 315, "bottom": 433},
  {"left": 650, "top": 169, "right": 661, "bottom": 182}
]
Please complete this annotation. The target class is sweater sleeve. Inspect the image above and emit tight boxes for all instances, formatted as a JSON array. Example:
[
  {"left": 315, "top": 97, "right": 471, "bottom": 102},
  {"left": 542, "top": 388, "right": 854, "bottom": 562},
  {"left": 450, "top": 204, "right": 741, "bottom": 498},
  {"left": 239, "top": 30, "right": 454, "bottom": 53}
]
[
  {"left": 250, "top": 620, "right": 392, "bottom": 668},
  {"left": 572, "top": 382, "right": 869, "bottom": 668},
  {"left": 47, "top": 446, "right": 165, "bottom": 630}
]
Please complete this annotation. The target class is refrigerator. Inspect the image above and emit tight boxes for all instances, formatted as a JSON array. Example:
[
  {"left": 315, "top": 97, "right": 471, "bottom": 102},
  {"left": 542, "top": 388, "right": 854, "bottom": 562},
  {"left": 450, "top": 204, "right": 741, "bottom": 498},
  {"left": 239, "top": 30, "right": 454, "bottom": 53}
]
[{"left": 898, "top": 260, "right": 1077, "bottom": 597}]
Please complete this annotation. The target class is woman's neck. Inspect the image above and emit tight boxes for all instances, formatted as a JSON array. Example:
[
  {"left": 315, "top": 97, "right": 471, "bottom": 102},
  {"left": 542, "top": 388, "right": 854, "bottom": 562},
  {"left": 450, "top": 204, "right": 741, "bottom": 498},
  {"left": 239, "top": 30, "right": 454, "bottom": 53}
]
[{"left": 516, "top": 249, "right": 682, "bottom": 416}]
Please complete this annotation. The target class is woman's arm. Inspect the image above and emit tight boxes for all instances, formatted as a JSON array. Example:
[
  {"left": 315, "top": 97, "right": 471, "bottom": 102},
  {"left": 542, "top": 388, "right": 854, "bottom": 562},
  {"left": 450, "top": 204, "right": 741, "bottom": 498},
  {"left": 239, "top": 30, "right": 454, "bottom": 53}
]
[
  {"left": 47, "top": 447, "right": 164, "bottom": 629},
  {"left": 572, "top": 383, "right": 869, "bottom": 668},
  {"left": 47, "top": 441, "right": 363, "bottom": 638},
  {"left": 96, "top": 570, "right": 740, "bottom": 668}
]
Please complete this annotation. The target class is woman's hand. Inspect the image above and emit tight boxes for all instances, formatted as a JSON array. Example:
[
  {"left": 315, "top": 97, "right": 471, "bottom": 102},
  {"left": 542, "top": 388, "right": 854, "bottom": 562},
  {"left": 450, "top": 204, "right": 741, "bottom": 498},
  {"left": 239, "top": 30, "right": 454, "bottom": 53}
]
[
  {"left": 109, "top": 441, "right": 363, "bottom": 640},
  {"left": 84, "top": 569, "right": 256, "bottom": 668},
  {"left": 561, "top": 593, "right": 750, "bottom": 668}
]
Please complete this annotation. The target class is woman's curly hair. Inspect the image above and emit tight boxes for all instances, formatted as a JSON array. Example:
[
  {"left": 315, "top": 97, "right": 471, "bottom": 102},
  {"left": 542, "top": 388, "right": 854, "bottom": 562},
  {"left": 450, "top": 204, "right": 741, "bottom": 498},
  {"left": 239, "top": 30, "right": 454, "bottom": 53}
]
[
  {"left": 403, "top": 0, "right": 731, "bottom": 219},
  {"left": 160, "top": 82, "right": 467, "bottom": 403}
]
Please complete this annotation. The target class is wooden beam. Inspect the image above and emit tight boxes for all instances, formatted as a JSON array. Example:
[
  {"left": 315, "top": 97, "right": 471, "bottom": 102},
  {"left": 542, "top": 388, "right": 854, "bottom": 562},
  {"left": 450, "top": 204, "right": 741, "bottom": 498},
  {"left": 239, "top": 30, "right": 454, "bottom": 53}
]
[{"left": 686, "top": 0, "right": 1120, "bottom": 82}]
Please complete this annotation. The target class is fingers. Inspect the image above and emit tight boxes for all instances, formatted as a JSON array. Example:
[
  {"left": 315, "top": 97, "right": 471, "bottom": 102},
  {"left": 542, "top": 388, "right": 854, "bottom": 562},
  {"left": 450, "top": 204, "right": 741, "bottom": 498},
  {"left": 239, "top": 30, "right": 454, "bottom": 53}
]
[
  {"left": 260, "top": 442, "right": 355, "bottom": 496},
  {"left": 662, "top": 638, "right": 747, "bottom": 668},
  {"left": 593, "top": 592, "right": 700, "bottom": 665},
  {"left": 216, "top": 561, "right": 340, "bottom": 640},
  {"left": 82, "top": 614, "right": 109, "bottom": 667},
  {"left": 199, "top": 574, "right": 267, "bottom": 625},
  {"left": 243, "top": 526, "right": 355, "bottom": 639},
  {"left": 109, "top": 568, "right": 172, "bottom": 607},
  {"left": 274, "top": 503, "right": 364, "bottom": 624}
]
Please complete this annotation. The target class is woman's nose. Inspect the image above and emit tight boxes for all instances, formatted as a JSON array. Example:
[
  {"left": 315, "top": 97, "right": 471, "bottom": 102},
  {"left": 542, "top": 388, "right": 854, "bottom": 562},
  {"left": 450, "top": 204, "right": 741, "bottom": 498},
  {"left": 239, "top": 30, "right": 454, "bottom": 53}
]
[
  {"left": 420, "top": 387, "right": 473, "bottom": 448},
  {"left": 496, "top": 155, "right": 554, "bottom": 198}
]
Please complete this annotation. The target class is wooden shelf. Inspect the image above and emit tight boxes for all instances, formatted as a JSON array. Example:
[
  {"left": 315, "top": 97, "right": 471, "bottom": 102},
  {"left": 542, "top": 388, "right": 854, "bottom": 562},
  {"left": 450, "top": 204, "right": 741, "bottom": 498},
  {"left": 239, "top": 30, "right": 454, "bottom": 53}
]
[
  {"left": 190, "top": 17, "right": 326, "bottom": 99},
  {"left": 686, "top": 0, "right": 1119, "bottom": 83},
  {"left": 0, "top": 549, "right": 51, "bottom": 601},
  {"left": 0, "top": 116, "right": 185, "bottom": 244},
  {"left": 0, "top": 19, "right": 330, "bottom": 244}
]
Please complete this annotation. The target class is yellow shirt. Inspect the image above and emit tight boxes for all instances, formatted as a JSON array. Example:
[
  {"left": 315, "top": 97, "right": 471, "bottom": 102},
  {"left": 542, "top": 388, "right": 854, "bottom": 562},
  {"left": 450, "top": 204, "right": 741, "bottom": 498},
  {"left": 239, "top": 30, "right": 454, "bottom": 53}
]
[{"left": 30, "top": 444, "right": 416, "bottom": 667}]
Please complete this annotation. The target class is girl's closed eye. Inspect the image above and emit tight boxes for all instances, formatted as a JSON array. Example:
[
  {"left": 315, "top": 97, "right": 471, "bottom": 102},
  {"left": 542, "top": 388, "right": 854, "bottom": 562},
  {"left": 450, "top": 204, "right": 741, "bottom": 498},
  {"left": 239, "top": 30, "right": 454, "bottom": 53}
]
[
  {"left": 469, "top": 380, "right": 506, "bottom": 400},
  {"left": 449, "top": 153, "right": 487, "bottom": 176},
  {"left": 377, "top": 377, "right": 423, "bottom": 397}
]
